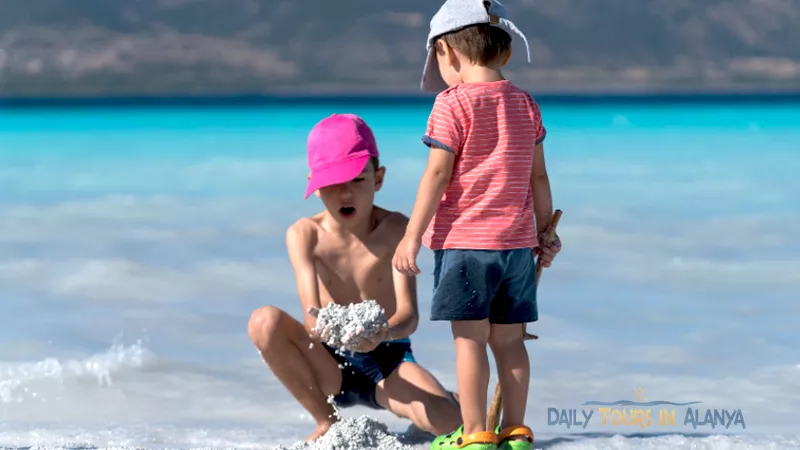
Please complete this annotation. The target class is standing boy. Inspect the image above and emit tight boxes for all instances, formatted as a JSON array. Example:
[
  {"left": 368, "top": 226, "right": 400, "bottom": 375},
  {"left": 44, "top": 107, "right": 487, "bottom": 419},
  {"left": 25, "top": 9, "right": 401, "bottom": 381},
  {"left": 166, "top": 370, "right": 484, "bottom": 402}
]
[
  {"left": 248, "top": 113, "right": 461, "bottom": 442},
  {"left": 392, "top": 1, "right": 561, "bottom": 449}
]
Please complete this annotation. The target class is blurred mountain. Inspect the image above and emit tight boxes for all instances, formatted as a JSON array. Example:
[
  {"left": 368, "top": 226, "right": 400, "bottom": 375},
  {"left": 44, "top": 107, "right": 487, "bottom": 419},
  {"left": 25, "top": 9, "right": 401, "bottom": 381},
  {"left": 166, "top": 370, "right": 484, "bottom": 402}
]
[{"left": 1, "top": 0, "right": 799, "bottom": 96}]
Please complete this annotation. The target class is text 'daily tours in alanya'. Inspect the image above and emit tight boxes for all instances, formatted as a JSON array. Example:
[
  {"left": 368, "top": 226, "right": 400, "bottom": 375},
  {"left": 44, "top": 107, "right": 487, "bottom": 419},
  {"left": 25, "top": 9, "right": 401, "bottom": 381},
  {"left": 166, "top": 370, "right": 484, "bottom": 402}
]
[{"left": 547, "top": 388, "right": 746, "bottom": 431}]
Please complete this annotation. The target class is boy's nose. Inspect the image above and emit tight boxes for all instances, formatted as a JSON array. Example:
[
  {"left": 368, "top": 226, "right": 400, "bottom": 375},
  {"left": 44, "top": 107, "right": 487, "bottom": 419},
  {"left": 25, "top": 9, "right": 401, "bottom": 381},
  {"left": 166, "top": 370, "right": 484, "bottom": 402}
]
[{"left": 339, "top": 184, "right": 354, "bottom": 198}]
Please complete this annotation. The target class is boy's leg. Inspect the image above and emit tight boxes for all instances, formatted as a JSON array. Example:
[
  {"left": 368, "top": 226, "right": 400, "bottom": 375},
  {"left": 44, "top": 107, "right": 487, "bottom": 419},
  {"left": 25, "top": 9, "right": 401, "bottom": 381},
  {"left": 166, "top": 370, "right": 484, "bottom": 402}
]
[
  {"left": 452, "top": 319, "right": 492, "bottom": 435},
  {"left": 488, "top": 324, "right": 529, "bottom": 430},
  {"left": 375, "top": 361, "right": 462, "bottom": 436},
  {"left": 428, "top": 249, "right": 508, "bottom": 449},
  {"left": 247, "top": 305, "right": 343, "bottom": 440},
  {"left": 488, "top": 248, "right": 539, "bottom": 448}
]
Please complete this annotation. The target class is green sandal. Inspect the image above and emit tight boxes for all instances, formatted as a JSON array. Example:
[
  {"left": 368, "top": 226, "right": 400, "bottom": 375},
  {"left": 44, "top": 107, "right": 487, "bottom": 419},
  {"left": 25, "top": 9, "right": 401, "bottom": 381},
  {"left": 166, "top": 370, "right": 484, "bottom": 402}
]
[
  {"left": 497, "top": 425, "right": 534, "bottom": 450},
  {"left": 431, "top": 424, "right": 499, "bottom": 450}
]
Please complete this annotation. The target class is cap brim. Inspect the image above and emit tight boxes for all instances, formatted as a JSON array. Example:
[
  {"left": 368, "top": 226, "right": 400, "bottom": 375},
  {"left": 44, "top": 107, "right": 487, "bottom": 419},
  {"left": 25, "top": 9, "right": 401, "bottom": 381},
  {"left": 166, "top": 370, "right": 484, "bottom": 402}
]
[
  {"left": 303, "top": 154, "right": 371, "bottom": 199},
  {"left": 421, "top": 48, "right": 450, "bottom": 93}
]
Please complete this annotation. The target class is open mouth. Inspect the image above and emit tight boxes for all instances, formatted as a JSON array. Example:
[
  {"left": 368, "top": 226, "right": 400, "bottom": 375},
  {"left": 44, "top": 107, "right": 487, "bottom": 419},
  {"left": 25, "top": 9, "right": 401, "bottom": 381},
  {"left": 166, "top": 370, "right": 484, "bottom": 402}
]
[{"left": 339, "top": 206, "right": 356, "bottom": 217}]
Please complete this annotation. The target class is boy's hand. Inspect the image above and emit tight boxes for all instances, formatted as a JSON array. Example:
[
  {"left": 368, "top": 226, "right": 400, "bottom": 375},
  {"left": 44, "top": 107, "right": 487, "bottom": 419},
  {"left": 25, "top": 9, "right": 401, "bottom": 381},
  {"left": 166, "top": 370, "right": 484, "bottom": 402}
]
[
  {"left": 393, "top": 235, "right": 422, "bottom": 276},
  {"left": 351, "top": 326, "right": 388, "bottom": 353},
  {"left": 535, "top": 232, "right": 562, "bottom": 268},
  {"left": 306, "top": 306, "right": 332, "bottom": 342}
]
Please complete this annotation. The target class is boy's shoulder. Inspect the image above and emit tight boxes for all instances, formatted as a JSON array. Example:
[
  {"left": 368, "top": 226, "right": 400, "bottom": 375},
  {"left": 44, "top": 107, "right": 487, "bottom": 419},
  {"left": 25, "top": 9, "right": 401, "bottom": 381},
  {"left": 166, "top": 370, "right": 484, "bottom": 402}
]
[
  {"left": 432, "top": 84, "right": 469, "bottom": 107},
  {"left": 371, "top": 206, "right": 410, "bottom": 244},
  {"left": 433, "top": 81, "right": 536, "bottom": 109},
  {"left": 434, "top": 84, "right": 461, "bottom": 100},
  {"left": 285, "top": 213, "right": 325, "bottom": 250},
  {"left": 285, "top": 208, "right": 409, "bottom": 249}
]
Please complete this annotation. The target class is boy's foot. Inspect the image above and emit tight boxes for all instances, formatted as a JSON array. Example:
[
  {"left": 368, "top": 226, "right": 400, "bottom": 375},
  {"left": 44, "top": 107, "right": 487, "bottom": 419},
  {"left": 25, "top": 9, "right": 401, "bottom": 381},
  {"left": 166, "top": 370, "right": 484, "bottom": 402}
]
[
  {"left": 405, "top": 422, "right": 435, "bottom": 440},
  {"left": 305, "top": 420, "right": 337, "bottom": 441},
  {"left": 497, "top": 425, "right": 534, "bottom": 450},
  {"left": 430, "top": 425, "right": 498, "bottom": 450}
]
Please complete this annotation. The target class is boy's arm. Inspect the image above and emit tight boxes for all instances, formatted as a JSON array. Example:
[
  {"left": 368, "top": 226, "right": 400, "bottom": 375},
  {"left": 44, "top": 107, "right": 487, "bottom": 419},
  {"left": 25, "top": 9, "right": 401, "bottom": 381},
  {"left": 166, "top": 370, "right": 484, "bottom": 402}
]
[
  {"left": 405, "top": 94, "right": 462, "bottom": 241},
  {"left": 404, "top": 148, "right": 456, "bottom": 241},
  {"left": 387, "top": 264, "right": 419, "bottom": 340},
  {"left": 285, "top": 220, "right": 322, "bottom": 333},
  {"left": 394, "top": 96, "right": 461, "bottom": 276},
  {"left": 383, "top": 213, "right": 420, "bottom": 340},
  {"left": 531, "top": 141, "right": 554, "bottom": 235}
]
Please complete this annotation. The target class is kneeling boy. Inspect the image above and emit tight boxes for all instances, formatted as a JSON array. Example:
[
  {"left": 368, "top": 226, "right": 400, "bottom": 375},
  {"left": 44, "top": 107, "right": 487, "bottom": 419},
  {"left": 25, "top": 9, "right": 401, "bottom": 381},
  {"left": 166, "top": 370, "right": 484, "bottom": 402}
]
[{"left": 247, "top": 113, "right": 461, "bottom": 441}]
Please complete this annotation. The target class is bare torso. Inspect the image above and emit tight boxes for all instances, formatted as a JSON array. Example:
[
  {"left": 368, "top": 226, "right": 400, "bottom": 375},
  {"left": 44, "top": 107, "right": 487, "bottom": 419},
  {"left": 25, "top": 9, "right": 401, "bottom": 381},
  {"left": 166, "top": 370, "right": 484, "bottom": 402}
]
[{"left": 308, "top": 206, "right": 406, "bottom": 320}]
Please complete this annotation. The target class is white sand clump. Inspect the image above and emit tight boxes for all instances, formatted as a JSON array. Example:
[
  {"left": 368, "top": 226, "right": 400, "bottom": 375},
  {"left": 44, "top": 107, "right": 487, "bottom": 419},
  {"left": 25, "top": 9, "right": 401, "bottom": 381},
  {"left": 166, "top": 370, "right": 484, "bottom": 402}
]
[
  {"left": 327, "top": 394, "right": 342, "bottom": 420},
  {"left": 274, "top": 415, "right": 418, "bottom": 450},
  {"left": 312, "top": 300, "right": 389, "bottom": 353}
]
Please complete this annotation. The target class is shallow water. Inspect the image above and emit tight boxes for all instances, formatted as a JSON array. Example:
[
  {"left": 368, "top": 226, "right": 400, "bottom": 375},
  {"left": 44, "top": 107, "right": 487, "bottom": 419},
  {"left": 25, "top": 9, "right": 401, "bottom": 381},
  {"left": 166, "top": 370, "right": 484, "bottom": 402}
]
[{"left": 0, "top": 101, "right": 798, "bottom": 449}]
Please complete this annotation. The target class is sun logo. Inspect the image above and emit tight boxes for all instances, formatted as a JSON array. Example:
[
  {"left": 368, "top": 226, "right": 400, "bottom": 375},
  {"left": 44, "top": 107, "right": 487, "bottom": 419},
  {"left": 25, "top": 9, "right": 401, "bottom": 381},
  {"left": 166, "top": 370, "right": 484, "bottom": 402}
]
[{"left": 634, "top": 387, "right": 646, "bottom": 402}]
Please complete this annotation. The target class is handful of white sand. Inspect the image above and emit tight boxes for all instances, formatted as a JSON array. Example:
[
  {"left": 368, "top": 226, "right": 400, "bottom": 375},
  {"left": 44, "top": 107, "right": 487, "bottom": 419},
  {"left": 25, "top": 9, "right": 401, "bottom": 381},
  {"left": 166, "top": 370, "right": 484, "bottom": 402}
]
[{"left": 312, "top": 300, "right": 389, "bottom": 353}]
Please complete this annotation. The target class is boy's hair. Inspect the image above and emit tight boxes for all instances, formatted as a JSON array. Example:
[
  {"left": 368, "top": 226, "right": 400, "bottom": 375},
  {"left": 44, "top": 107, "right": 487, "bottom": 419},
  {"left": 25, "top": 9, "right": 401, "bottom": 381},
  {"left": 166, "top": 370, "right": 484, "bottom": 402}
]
[
  {"left": 369, "top": 156, "right": 380, "bottom": 172},
  {"left": 437, "top": 23, "right": 512, "bottom": 66}
]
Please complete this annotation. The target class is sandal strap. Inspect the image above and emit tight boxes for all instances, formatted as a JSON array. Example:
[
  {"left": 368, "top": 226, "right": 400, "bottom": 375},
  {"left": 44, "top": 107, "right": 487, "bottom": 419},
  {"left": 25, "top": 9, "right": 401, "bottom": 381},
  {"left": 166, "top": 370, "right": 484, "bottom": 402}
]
[
  {"left": 498, "top": 425, "right": 534, "bottom": 441},
  {"left": 455, "top": 431, "right": 500, "bottom": 448}
]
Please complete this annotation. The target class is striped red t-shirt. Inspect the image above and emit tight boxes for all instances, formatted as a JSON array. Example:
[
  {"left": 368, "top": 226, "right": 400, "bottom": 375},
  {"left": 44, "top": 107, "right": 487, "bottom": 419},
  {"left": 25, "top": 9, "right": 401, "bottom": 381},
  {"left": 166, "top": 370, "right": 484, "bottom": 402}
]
[{"left": 421, "top": 80, "right": 546, "bottom": 251}]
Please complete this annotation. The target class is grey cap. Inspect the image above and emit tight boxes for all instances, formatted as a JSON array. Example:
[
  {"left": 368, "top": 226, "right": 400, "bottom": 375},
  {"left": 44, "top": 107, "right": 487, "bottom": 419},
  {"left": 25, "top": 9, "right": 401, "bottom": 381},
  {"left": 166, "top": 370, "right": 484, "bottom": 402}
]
[{"left": 421, "top": 0, "right": 531, "bottom": 93}]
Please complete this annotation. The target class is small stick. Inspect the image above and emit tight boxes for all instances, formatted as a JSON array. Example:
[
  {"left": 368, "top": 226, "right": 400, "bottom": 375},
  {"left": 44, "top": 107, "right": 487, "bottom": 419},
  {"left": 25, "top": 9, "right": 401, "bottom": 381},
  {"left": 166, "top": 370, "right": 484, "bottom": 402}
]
[{"left": 487, "top": 209, "right": 562, "bottom": 432}]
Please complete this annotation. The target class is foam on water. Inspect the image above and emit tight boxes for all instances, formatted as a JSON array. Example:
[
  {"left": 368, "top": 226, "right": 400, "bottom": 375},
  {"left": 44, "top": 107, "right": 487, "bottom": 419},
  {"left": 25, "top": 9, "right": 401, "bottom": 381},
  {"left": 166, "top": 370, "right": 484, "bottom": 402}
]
[{"left": 0, "top": 340, "right": 150, "bottom": 404}]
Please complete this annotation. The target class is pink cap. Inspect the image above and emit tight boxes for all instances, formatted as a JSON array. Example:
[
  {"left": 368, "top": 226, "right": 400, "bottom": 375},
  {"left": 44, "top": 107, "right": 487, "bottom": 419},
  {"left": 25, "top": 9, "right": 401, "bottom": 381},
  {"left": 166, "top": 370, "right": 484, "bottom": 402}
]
[{"left": 304, "top": 113, "right": 379, "bottom": 199}]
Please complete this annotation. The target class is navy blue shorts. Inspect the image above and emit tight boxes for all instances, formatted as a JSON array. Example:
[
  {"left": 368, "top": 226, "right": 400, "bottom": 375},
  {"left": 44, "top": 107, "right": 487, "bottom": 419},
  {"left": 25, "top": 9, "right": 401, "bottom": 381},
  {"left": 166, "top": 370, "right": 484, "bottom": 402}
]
[
  {"left": 323, "top": 339, "right": 416, "bottom": 410},
  {"left": 431, "top": 248, "right": 538, "bottom": 324}
]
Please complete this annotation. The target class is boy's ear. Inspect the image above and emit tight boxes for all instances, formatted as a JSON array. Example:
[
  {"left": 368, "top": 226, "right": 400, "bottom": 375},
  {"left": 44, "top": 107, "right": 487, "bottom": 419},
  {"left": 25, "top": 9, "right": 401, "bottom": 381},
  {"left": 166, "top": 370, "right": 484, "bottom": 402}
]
[
  {"left": 443, "top": 41, "right": 460, "bottom": 68},
  {"left": 374, "top": 166, "right": 386, "bottom": 192},
  {"left": 436, "top": 39, "right": 456, "bottom": 66},
  {"left": 435, "top": 39, "right": 446, "bottom": 55},
  {"left": 501, "top": 47, "right": 512, "bottom": 67}
]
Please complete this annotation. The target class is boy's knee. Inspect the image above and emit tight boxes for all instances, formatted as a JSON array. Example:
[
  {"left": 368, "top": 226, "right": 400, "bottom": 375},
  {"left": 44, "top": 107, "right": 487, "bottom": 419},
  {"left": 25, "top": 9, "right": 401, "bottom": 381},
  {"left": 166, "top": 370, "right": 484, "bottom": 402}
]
[
  {"left": 404, "top": 401, "right": 432, "bottom": 432},
  {"left": 451, "top": 320, "right": 491, "bottom": 343},
  {"left": 412, "top": 394, "right": 460, "bottom": 435},
  {"left": 488, "top": 324, "right": 524, "bottom": 349},
  {"left": 247, "top": 306, "right": 285, "bottom": 351}
]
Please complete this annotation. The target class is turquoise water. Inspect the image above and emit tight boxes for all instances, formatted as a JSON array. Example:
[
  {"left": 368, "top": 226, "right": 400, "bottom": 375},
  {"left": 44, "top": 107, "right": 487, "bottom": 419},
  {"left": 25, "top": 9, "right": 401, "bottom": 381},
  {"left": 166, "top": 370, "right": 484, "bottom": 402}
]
[{"left": 0, "top": 100, "right": 798, "bottom": 449}]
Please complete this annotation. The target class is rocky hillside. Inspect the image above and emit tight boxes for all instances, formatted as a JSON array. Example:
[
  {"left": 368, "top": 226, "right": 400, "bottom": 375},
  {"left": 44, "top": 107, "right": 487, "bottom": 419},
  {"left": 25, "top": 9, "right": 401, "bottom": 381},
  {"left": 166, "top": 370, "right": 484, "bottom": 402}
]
[{"left": 1, "top": 0, "right": 799, "bottom": 96}]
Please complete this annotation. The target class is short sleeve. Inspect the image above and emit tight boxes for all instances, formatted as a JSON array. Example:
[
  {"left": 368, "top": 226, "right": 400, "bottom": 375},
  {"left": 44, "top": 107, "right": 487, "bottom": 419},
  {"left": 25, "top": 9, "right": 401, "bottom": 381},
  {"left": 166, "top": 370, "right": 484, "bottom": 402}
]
[
  {"left": 421, "top": 94, "right": 464, "bottom": 154},
  {"left": 535, "top": 113, "right": 547, "bottom": 145},
  {"left": 527, "top": 93, "right": 547, "bottom": 145}
]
